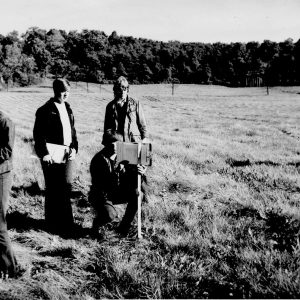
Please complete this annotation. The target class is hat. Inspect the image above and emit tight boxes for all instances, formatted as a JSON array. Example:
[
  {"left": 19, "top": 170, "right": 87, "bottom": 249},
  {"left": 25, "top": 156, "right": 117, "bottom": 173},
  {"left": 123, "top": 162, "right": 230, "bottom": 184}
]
[
  {"left": 102, "top": 132, "right": 123, "bottom": 146},
  {"left": 53, "top": 78, "right": 70, "bottom": 94}
]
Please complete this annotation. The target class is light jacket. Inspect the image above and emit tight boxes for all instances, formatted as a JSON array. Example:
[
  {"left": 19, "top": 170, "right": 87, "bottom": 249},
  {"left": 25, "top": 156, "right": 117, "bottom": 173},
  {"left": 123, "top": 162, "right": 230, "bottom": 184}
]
[
  {"left": 0, "top": 111, "right": 15, "bottom": 174},
  {"left": 102, "top": 96, "right": 148, "bottom": 145}
]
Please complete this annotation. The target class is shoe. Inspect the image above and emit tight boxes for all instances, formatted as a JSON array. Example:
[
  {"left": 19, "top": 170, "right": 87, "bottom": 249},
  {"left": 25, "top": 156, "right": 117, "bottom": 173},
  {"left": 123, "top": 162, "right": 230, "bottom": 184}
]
[
  {"left": 0, "top": 265, "right": 26, "bottom": 280},
  {"left": 116, "top": 223, "right": 138, "bottom": 238}
]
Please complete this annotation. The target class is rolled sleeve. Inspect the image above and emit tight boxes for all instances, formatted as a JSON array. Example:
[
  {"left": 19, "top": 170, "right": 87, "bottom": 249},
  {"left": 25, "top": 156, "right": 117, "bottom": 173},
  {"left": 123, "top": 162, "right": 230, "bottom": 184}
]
[{"left": 136, "top": 101, "right": 148, "bottom": 140}]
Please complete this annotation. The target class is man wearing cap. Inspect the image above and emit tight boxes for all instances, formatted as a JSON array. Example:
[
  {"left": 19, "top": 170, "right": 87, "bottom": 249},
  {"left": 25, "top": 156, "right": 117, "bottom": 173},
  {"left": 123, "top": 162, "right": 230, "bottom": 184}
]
[
  {"left": 33, "top": 78, "right": 78, "bottom": 236},
  {"left": 89, "top": 132, "right": 147, "bottom": 237}
]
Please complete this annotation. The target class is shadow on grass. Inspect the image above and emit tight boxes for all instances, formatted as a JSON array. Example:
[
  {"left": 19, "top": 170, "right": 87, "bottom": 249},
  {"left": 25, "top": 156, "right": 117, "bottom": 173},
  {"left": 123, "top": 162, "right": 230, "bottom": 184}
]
[
  {"left": 7, "top": 211, "right": 45, "bottom": 231},
  {"left": 11, "top": 182, "right": 44, "bottom": 198},
  {"left": 265, "top": 210, "right": 300, "bottom": 252},
  {"left": 225, "top": 202, "right": 264, "bottom": 220},
  {"left": 225, "top": 158, "right": 283, "bottom": 167},
  {"left": 226, "top": 203, "right": 300, "bottom": 253},
  {"left": 38, "top": 247, "right": 77, "bottom": 258},
  {"left": 7, "top": 211, "right": 90, "bottom": 239},
  {"left": 11, "top": 182, "right": 86, "bottom": 199},
  {"left": 226, "top": 158, "right": 300, "bottom": 168}
]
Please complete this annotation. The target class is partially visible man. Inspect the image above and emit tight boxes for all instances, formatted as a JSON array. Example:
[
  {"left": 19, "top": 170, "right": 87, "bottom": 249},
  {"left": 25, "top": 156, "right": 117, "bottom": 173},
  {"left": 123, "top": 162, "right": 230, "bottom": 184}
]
[
  {"left": 0, "top": 110, "right": 18, "bottom": 278},
  {"left": 33, "top": 78, "right": 78, "bottom": 236},
  {"left": 89, "top": 133, "right": 147, "bottom": 237},
  {"left": 102, "top": 76, "right": 149, "bottom": 145}
]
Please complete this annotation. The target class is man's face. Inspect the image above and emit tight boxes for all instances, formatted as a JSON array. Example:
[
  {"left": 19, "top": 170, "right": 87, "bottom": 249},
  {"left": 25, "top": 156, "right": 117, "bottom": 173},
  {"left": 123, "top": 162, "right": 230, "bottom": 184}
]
[
  {"left": 56, "top": 91, "right": 70, "bottom": 102},
  {"left": 107, "top": 141, "right": 117, "bottom": 154},
  {"left": 112, "top": 142, "right": 117, "bottom": 154},
  {"left": 107, "top": 141, "right": 118, "bottom": 160},
  {"left": 115, "top": 84, "right": 128, "bottom": 101}
]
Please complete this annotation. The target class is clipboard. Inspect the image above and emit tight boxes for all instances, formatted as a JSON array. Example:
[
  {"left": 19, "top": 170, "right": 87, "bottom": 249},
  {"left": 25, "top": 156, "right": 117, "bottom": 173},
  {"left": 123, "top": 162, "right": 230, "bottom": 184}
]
[{"left": 46, "top": 143, "right": 69, "bottom": 164}]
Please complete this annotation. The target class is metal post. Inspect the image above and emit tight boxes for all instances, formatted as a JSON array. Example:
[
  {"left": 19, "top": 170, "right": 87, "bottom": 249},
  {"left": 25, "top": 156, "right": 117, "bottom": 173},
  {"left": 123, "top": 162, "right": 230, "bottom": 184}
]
[{"left": 137, "top": 142, "right": 142, "bottom": 239}]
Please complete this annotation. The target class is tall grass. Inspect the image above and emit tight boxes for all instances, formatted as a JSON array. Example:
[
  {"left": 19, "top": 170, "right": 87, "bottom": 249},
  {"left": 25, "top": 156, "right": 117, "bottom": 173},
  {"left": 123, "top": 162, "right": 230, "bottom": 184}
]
[{"left": 0, "top": 82, "right": 299, "bottom": 299}]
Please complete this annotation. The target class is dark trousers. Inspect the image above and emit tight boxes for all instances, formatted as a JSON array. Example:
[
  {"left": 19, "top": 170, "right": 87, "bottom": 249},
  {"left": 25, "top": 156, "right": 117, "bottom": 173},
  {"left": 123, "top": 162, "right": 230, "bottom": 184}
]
[
  {"left": 0, "top": 171, "right": 17, "bottom": 275},
  {"left": 42, "top": 160, "right": 74, "bottom": 234},
  {"left": 93, "top": 177, "right": 146, "bottom": 230}
]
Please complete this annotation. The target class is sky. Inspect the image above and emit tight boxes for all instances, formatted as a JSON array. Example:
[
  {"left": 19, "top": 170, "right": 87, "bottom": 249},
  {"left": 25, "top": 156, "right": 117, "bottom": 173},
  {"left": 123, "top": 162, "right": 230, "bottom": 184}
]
[{"left": 0, "top": 0, "right": 299, "bottom": 43}]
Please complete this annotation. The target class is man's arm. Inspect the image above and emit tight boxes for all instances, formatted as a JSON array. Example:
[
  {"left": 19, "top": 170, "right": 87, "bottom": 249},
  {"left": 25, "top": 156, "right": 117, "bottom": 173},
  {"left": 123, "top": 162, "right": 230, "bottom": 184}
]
[
  {"left": 89, "top": 153, "right": 113, "bottom": 204},
  {"left": 136, "top": 100, "right": 148, "bottom": 141},
  {"left": 66, "top": 103, "right": 78, "bottom": 154},
  {"left": 102, "top": 104, "right": 116, "bottom": 145},
  {"left": 33, "top": 108, "right": 49, "bottom": 159},
  {"left": 0, "top": 116, "right": 15, "bottom": 164}
]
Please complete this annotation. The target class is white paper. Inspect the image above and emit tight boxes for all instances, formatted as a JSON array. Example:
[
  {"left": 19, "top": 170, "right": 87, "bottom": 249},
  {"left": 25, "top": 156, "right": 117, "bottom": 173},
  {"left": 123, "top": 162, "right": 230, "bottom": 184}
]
[{"left": 46, "top": 143, "right": 69, "bottom": 164}]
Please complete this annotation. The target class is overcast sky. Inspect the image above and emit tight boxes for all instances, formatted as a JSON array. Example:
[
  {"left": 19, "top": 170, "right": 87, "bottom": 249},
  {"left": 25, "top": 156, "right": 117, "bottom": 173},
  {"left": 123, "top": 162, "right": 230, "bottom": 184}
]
[{"left": 0, "top": 0, "right": 299, "bottom": 43}]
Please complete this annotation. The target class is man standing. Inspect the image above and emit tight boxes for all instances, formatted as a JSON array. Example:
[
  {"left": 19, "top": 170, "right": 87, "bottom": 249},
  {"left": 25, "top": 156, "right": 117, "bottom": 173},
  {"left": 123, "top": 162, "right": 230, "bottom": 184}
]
[
  {"left": 33, "top": 78, "right": 78, "bottom": 236},
  {"left": 102, "top": 76, "right": 149, "bottom": 145},
  {"left": 0, "top": 110, "right": 18, "bottom": 278}
]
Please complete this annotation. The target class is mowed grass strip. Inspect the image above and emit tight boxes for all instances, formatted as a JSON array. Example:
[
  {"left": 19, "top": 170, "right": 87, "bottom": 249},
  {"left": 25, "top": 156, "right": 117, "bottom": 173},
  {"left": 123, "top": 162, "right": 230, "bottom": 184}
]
[{"left": 0, "top": 83, "right": 299, "bottom": 299}]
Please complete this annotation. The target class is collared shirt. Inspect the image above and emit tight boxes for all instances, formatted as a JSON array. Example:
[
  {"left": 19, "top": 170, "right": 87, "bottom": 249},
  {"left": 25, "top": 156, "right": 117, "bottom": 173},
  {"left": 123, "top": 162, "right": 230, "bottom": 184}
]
[
  {"left": 115, "top": 100, "right": 127, "bottom": 140},
  {"left": 54, "top": 102, "right": 72, "bottom": 146}
]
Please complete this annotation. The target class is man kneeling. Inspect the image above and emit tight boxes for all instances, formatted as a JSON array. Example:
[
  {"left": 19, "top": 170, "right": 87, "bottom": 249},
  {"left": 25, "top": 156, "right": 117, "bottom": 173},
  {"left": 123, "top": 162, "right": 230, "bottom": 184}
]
[{"left": 89, "top": 133, "right": 147, "bottom": 237}]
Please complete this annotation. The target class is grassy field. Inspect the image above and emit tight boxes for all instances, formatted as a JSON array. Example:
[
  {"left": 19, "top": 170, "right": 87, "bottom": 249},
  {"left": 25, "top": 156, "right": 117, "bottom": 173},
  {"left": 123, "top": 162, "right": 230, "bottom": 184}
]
[{"left": 0, "top": 81, "right": 300, "bottom": 299}]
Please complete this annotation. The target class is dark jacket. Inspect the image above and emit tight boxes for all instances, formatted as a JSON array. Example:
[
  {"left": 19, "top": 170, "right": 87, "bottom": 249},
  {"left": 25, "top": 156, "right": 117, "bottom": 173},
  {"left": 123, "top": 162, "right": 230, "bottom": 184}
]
[
  {"left": 89, "top": 148, "right": 120, "bottom": 206},
  {"left": 33, "top": 98, "right": 78, "bottom": 158},
  {"left": 0, "top": 111, "right": 15, "bottom": 174},
  {"left": 89, "top": 148, "right": 138, "bottom": 207},
  {"left": 102, "top": 96, "right": 148, "bottom": 145}
]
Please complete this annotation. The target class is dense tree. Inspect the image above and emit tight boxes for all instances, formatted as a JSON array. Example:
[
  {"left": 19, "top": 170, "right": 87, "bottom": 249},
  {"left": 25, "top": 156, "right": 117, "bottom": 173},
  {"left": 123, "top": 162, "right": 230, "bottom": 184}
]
[
  {"left": 294, "top": 39, "right": 300, "bottom": 85},
  {"left": 0, "top": 27, "right": 299, "bottom": 86},
  {"left": 2, "top": 43, "right": 22, "bottom": 84},
  {"left": 22, "top": 27, "right": 51, "bottom": 77}
]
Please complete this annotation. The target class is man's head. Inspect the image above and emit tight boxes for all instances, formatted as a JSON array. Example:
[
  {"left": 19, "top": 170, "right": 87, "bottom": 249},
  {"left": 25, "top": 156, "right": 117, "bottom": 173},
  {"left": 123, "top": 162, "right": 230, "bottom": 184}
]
[
  {"left": 102, "top": 132, "right": 123, "bottom": 154},
  {"left": 53, "top": 78, "right": 71, "bottom": 102},
  {"left": 113, "top": 76, "right": 129, "bottom": 101}
]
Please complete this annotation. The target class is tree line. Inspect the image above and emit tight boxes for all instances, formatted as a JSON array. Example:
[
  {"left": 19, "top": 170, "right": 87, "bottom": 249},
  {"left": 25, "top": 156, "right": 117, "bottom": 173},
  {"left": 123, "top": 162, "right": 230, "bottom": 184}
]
[{"left": 0, "top": 27, "right": 299, "bottom": 87}]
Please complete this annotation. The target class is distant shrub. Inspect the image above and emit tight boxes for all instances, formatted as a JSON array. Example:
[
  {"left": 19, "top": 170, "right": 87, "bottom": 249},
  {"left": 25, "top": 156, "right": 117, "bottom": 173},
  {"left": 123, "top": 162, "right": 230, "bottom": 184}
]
[{"left": 12, "top": 72, "right": 43, "bottom": 87}]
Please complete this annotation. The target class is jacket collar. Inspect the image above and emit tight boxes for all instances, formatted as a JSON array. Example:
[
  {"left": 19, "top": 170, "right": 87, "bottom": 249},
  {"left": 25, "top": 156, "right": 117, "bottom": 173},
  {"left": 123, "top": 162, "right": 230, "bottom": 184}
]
[
  {"left": 113, "top": 96, "right": 134, "bottom": 113},
  {"left": 47, "top": 98, "right": 71, "bottom": 110}
]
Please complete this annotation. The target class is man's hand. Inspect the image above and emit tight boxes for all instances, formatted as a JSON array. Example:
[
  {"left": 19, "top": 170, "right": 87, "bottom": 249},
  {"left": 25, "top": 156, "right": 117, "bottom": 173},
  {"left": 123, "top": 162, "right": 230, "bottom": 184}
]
[
  {"left": 137, "top": 164, "right": 147, "bottom": 175},
  {"left": 142, "top": 138, "right": 150, "bottom": 144},
  {"left": 68, "top": 148, "right": 76, "bottom": 161},
  {"left": 42, "top": 154, "right": 53, "bottom": 165}
]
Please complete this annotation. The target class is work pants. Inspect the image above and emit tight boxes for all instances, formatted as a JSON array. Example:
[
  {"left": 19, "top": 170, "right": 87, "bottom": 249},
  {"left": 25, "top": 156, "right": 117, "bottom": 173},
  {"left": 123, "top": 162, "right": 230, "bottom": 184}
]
[{"left": 92, "top": 175, "right": 147, "bottom": 231}]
